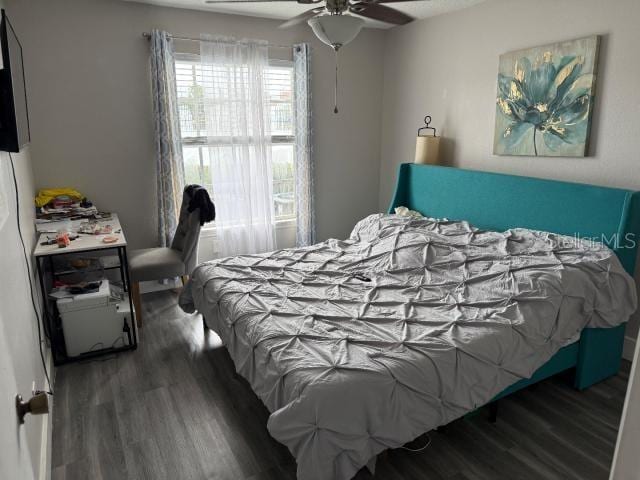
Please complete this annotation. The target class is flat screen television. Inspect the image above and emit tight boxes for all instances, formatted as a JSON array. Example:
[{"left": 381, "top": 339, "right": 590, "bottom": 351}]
[{"left": 0, "top": 9, "right": 29, "bottom": 153}]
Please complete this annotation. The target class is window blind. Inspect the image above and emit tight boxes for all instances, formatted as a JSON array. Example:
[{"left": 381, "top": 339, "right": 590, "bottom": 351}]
[{"left": 175, "top": 57, "right": 296, "bottom": 221}]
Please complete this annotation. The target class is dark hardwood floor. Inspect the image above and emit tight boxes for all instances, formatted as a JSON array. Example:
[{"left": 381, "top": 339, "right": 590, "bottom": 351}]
[{"left": 51, "top": 291, "right": 629, "bottom": 480}]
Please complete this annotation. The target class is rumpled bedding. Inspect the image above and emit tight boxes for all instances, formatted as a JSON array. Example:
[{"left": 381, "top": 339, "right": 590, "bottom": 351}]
[{"left": 179, "top": 213, "right": 637, "bottom": 480}]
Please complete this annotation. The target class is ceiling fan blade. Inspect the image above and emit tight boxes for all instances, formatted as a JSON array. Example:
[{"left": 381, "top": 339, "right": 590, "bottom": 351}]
[
  {"left": 205, "top": 0, "right": 301, "bottom": 4},
  {"left": 349, "top": 2, "right": 414, "bottom": 24},
  {"left": 278, "top": 7, "right": 325, "bottom": 29}
]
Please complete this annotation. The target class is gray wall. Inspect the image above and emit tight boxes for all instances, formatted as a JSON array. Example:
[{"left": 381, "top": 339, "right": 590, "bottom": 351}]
[
  {"left": 379, "top": 0, "right": 640, "bottom": 347},
  {"left": 0, "top": 146, "right": 49, "bottom": 480},
  {"left": 8, "top": 0, "right": 386, "bottom": 249}
]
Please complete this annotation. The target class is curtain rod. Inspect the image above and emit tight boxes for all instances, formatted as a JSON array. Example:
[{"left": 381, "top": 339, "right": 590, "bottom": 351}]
[{"left": 141, "top": 32, "right": 293, "bottom": 50}]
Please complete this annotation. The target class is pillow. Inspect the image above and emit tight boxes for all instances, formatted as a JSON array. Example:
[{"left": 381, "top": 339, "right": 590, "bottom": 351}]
[{"left": 394, "top": 206, "right": 423, "bottom": 218}]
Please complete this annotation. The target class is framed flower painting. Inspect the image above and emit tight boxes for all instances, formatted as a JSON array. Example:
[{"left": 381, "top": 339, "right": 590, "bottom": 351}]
[{"left": 493, "top": 36, "right": 600, "bottom": 157}]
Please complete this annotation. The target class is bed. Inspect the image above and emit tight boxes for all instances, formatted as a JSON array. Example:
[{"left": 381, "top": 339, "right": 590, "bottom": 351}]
[{"left": 180, "top": 164, "right": 640, "bottom": 480}]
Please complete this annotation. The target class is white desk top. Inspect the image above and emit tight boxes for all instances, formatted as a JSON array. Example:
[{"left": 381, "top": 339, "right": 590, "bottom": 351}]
[{"left": 34, "top": 214, "right": 127, "bottom": 257}]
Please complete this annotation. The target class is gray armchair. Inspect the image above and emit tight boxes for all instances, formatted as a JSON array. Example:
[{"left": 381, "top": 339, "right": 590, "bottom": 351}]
[{"left": 129, "top": 185, "right": 214, "bottom": 328}]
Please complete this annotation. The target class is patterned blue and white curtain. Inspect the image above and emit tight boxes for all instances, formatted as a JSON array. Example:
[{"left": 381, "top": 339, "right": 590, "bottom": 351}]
[
  {"left": 150, "top": 30, "right": 185, "bottom": 247},
  {"left": 293, "top": 43, "right": 315, "bottom": 247}
]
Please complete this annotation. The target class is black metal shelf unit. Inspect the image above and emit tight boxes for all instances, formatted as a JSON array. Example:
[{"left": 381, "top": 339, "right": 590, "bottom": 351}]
[{"left": 35, "top": 244, "right": 138, "bottom": 365}]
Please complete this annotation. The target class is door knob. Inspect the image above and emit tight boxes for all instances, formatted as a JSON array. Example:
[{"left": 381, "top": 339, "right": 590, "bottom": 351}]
[{"left": 15, "top": 392, "right": 49, "bottom": 424}]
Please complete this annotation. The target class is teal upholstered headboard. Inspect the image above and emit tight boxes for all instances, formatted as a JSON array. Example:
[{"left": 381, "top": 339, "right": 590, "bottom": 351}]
[{"left": 388, "top": 164, "right": 640, "bottom": 275}]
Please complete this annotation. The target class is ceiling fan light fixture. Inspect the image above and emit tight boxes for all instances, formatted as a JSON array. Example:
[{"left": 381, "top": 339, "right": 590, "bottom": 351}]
[{"left": 307, "top": 14, "right": 365, "bottom": 50}]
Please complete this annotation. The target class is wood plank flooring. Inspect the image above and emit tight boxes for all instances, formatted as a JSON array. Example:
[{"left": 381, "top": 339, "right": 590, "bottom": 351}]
[{"left": 51, "top": 291, "right": 630, "bottom": 480}]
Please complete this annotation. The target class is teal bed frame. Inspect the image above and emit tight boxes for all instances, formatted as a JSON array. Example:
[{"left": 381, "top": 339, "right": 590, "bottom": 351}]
[{"left": 388, "top": 163, "right": 640, "bottom": 393}]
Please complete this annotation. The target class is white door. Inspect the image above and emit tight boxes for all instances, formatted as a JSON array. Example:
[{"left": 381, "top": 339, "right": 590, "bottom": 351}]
[
  {"left": 0, "top": 149, "right": 49, "bottom": 480},
  {"left": 0, "top": 320, "right": 38, "bottom": 480}
]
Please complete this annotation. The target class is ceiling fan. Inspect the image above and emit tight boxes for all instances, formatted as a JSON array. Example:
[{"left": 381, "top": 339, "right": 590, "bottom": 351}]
[
  {"left": 204, "top": 0, "right": 423, "bottom": 113},
  {"left": 204, "top": 0, "right": 418, "bottom": 47}
]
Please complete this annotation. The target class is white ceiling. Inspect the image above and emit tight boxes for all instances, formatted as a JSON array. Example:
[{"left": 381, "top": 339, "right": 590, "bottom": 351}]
[{"left": 123, "top": 0, "right": 487, "bottom": 29}]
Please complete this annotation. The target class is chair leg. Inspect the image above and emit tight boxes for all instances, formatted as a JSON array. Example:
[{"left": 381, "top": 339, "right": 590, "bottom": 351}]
[
  {"left": 131, "top": 281, "right": 143, "bottom": 329},
  {"left": 181, "top": 275, "right": 189, "bottom": 286}
]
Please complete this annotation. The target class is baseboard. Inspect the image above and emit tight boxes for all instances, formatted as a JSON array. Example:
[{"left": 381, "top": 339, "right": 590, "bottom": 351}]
[
  {"left": 623, "top": 335, "right": 636, "bottom": 362},
  {"left": 38, "top": 346, "right": 53, "bottom": 480}
]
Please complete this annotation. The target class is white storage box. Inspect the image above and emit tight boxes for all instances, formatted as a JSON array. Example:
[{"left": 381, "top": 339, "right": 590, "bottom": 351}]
[{"left": 56, "top": 281, "right": 131, "bottom": 356}]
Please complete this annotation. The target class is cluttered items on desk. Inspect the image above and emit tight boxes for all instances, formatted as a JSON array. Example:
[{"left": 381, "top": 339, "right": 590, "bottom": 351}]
[
  {"left": 39, "top": 232, "right": 79, "bottom": 246},
  {"left": 35, "top": 187, "right": 113, "bottom": 232},
  {"left": 35, "top": 187, "right": 99, "bottom": 219},
  {"left": 35, "top": 187, "right": 122, "bottom": 248},
  {"left": 77, "top": 221, "right": 114, "bottom": 235},
  {"left": 39, "top": 221, "right": 120, "bottom": 248}
]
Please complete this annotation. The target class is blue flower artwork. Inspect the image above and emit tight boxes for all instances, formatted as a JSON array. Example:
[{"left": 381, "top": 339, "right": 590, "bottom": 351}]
[{"left": 493, "top": 36, "right": 600, "bottom": 157}]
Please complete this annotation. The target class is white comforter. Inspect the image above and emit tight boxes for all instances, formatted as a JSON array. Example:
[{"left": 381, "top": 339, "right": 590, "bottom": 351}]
[{"left": 180, "top": 214, "right": 637, "bottom": 480}]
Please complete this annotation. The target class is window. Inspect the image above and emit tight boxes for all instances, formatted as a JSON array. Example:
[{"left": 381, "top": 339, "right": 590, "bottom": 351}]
[{"left": 174, "top": 55, "right": 296, "bottom": 221}]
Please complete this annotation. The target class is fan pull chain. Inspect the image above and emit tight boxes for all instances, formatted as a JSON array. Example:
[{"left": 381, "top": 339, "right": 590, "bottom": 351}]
[{"left": 334, "top": 48, "right": 339, "bottom": 114}]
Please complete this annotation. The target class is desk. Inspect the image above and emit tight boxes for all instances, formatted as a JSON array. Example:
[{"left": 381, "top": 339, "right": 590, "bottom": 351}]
[{"left": 34, "top": 214, "right": 138, "bottom": 364}]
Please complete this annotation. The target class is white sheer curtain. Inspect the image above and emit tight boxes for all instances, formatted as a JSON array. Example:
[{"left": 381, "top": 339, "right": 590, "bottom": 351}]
[{"left": 200, "top": 36, "right": 276, "bottom": 257}]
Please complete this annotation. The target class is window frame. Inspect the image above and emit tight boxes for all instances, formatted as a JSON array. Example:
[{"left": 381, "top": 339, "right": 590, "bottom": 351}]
[{"left": 174, "top": 53, "right": 297, "bottom": 227}]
